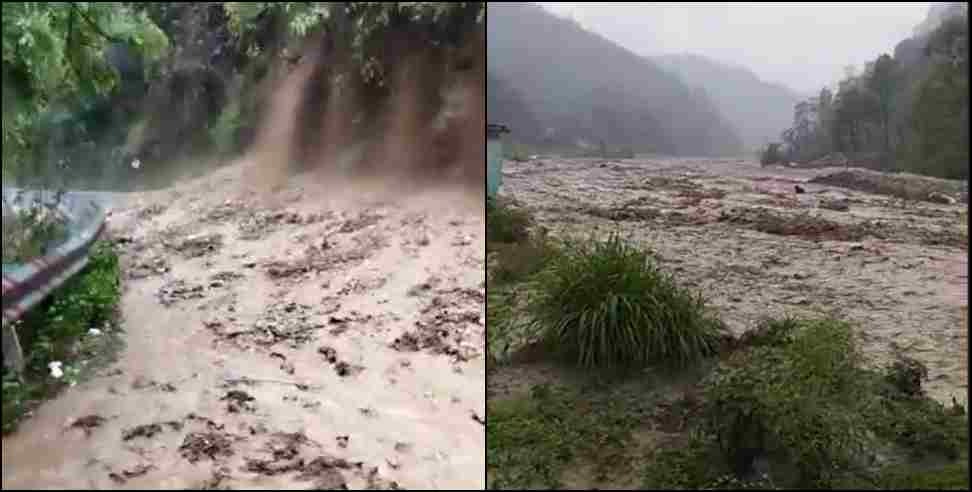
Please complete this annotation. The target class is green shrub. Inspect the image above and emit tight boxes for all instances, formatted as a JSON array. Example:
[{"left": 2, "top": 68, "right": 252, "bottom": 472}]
[
  {"left": 702, "top": 318, "right": 870, "bottom": 488},
  {"left": 486, "top": 197, "right": 533, "bottom": 247},
  {"left": 2, "top": 240, "right": 121, "bottom": 434},
  {"left": 523, "top": 233, "right": 721, "bottom": 371},
  {"left": 868, "top": 354, "right": 968, "bottom": 461}
]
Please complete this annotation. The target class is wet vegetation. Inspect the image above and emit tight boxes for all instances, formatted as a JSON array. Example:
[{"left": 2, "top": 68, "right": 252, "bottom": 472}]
[
  {"left": 486, "top": 202, "right": 969, "bottom": 490},
  {"left": 2, "top": 241, "right": 122, "bottom": 434}
]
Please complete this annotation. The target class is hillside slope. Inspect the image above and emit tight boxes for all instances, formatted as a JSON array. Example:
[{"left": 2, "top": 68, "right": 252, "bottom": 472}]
[
  {"left": 487, "top": 3, "right": 743, "bottom": 156},
  {"left": 653, "top": 53, "right": 803, "bottom": 149}
]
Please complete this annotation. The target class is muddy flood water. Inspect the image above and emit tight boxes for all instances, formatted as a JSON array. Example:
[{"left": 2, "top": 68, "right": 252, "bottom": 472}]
[
  {"left": 2, "top": 162, "right": 486, "bottom": 490},
  {"left": 499, "top": 157, "right": 967, "bottom": 408}
]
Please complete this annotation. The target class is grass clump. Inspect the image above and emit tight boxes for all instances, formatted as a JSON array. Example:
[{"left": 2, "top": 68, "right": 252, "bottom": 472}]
[
  {"left": 2, "top": 240, "right": 122, "bottom": 434},
  {"left": 524, "top": 233, "right": 721, "bottom": 371}
]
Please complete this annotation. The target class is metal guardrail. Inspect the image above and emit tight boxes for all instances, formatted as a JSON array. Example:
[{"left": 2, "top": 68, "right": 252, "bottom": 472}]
[{"left": 2, "top": 188, "right": 109, "bottom": 375}]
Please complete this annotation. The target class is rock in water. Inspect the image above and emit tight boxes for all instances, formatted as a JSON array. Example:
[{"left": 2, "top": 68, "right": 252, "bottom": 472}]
[{"left": 928, "top": 192, "right": 957, "bottom": 205}]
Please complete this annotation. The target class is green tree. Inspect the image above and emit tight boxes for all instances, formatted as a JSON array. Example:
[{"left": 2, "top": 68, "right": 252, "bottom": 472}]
[
  {"left": 833, "top": 83, "right": 880, "bottom": 154},
  {"left": 2, "top": 2, "right": 168, "bottom": 181},
  {"left": 904, "top": 11, "right": 968, "bottom": 179},
  {"left": 868, "top": 54, "right": 898, "bottom": 167}
]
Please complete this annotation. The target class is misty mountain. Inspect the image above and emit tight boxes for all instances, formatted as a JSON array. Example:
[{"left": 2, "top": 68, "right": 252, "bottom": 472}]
[
  {"left": 652, "top": 53, "right": 803, "bottom": 149},
  {"left": 487, "top": 73, "right": 542, "bottom": 144},
  {"left": 486, "top": 2, "right": 743, "bottom": 156}
]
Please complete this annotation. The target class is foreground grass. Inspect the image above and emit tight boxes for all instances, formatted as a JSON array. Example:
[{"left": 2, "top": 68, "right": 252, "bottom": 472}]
[
  {"left": 487, "top": 384, "right": 639, "bottom": 489},
  {"left": 486, "top": 203, "right": 968, "bottom": 490},
  {"left": 2, "top": 240, "right": 123, "bottom": 434}
]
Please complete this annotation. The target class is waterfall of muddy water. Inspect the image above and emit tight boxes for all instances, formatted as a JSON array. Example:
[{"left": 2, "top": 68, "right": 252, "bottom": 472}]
[{"left": 243, "top": 29, "right": 485, "bottom": 201}]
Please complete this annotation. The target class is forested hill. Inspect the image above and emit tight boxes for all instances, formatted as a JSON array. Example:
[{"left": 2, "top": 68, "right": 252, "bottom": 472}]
[
  {"left": 652, "top": 53, "right": 803, "bottom": 150},
  {"left": 772, "top": 2, "right": 968, "bottom": 180},
  {"left": 486, "top": 2, "right": 744, "bottom": 157}
]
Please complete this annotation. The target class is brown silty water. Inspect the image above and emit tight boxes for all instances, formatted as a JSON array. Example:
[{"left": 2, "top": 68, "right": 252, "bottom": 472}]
[
  {"left": 498, "top": 157, "right": 967, "bottom": 408},
  {"left": 2, "top": 27, "right": 486, "bottom": 491}
]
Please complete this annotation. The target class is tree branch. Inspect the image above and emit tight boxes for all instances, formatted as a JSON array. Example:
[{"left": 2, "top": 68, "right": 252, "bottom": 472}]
[
  {"left": 65, "top": 8, "right": 85, "bottom": 82},
  {"left": 70, "top": 3, "right": 125, "bottom": 44}
]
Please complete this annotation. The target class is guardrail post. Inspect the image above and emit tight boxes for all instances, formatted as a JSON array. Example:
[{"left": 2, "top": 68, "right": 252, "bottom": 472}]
[{"left": 2, "top": 321, "right": 25, "bottom": 378}]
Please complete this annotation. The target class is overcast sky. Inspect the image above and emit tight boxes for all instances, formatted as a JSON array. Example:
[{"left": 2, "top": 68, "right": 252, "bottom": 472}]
[{"left": 539, "top": 2, "right": 931, "bottom": 95}]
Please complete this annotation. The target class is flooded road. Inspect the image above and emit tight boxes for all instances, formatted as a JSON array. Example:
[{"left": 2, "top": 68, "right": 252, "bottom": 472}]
[{"left": 2, "top": 162, "right": 486, "bottom": 490}]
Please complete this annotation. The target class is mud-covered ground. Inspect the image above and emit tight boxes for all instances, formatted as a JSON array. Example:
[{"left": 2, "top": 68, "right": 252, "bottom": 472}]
[
  {"left": 2, "top": 162, "right": 486, "bottom": 490},
  {"left": 494, "top": 157, "right": 967, "bottom": 408}
]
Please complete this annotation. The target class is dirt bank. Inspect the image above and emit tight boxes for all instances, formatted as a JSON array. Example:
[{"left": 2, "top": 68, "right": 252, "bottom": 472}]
[
  {"left": 495, "top": 157, "right": 967, "bottom": 408},
  {"left": 2, "top": 161, "right": 486, "bottom": 490}
]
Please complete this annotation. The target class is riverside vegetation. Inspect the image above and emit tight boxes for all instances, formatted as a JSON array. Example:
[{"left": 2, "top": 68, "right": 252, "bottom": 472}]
[{"left": 486, "top": 198, "right": 968, "bottom": 490}]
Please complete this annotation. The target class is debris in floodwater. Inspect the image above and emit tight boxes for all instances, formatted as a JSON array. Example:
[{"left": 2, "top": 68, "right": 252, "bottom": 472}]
[
  {"left": 318, "top": 346, "right": 339, "bottom": 364},
  {"left": 180, "top": 431, "right": 235, "bottom": 463},
  {"left": 158, "top": 280, "right": 207, "bottom": 306},
  {"left": 200, "top": 465, "right": 232, "bottom": 490},
  {"left": 108, "top": 463, "right": 155, "bottom": 484},
  {"left": 333, "top": 361, "right": 365, "bottom": 378},
  {"left": 121, "top": 421, "right": 182, "bottom": 441},
  {"left": 393, "top": 441, "right": 412, "bottom": 453},
  {"left": 221, "top": 390, "right": 256, "bottom": 413},
  {"left": 168, "top": 233, "right": 224, "bottom": 258},
  {"left": 318, "top": 346, "right": 364, "bottom": 377},
  {"left": 70, "top": 415, "right": 107, "bottom": 436}
]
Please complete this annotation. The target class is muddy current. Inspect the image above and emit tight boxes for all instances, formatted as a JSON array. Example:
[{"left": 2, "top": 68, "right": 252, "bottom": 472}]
[
  {"left": 1, "top": 163, "right": 486, "bottom": 489},
  {"left": 499, "top": 157, "right": 967, "bottom": 408}
]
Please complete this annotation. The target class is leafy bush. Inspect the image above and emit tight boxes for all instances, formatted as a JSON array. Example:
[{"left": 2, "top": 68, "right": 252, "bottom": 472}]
[
  {"left": 868, "top": 354, "right": 968, "bottom": 461},
  {"left": 702, "top": 318, "right": 870, "bottom": 488},
  {"left": 523, "top": 233, "right": 721, "bottom": 371},
  {"left": 2, "top": 240, "right": 121, "bottom": 434},
  {"left": 486, "top": 197, "right": 534, "bottom": 247}
]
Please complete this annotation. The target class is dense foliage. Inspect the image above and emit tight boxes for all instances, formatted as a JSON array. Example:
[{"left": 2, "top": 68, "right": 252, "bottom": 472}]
[
  {"left": 2, "top": 2, "right": 485, "bottom": 187},
  {"left": 2, "top": 2, "right": 169, "bottom": 183},
  {"left": 777, "top": 3, "right": 968, "bottom": 179}
]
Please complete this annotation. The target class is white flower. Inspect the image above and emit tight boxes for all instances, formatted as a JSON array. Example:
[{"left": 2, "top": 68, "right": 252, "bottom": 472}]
[
  {"left": 131, "top": 159, "right": 142, "bottom": 170},
  {"left": 48, "top": 361, "right": 64, "bottom": 379},
  {"left": 88, "top": 328, "right": 102, "bottom": 336}
]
